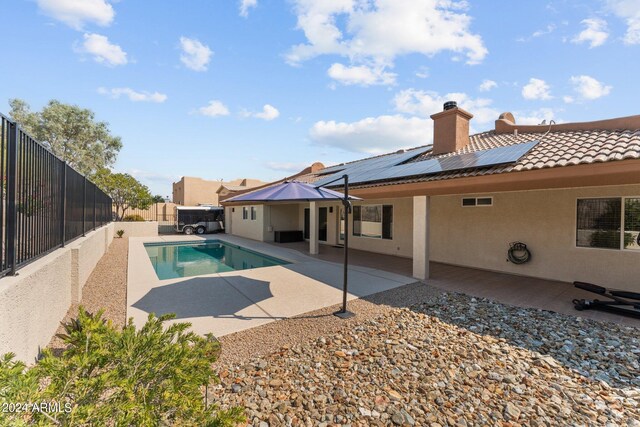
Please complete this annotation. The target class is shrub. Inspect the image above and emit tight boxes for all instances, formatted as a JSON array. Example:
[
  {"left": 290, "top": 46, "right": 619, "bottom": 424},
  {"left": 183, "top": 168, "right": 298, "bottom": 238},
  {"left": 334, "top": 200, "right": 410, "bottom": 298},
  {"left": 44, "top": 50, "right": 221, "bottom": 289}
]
[
  {"left": 116, "top": 229, "right": 124, "bottom": 238},
  {"left": 122, "top": 214, "right": 145, "bottom": 222},
  {"left": 0, "top": 309, "right": 244, "bottom": 426}
]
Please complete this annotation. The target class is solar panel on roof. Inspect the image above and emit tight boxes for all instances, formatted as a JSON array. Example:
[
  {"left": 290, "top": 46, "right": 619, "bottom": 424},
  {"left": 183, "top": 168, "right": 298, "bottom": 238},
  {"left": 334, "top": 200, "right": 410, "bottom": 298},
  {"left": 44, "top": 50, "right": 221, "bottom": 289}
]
[
  {"left": 316, "top": 140, "right": 539, "bottom": 187},
  {"left": 313, "top": 146, "right": 430, "bottom": 187}
]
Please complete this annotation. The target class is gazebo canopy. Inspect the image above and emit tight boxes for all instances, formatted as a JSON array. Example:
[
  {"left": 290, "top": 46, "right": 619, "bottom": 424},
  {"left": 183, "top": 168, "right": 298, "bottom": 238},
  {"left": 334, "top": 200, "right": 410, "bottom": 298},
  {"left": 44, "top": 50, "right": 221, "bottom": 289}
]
[{"left": 224, "top": 180, "right": 360, "bottom": 203}]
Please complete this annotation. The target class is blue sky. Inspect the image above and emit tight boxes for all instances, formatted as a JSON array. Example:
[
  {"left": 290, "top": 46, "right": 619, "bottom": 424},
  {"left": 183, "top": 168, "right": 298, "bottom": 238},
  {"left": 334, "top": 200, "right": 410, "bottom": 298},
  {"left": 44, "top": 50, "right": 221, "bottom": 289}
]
[{"left": 1, "top": 0, "right": 639, "bottom": 198}]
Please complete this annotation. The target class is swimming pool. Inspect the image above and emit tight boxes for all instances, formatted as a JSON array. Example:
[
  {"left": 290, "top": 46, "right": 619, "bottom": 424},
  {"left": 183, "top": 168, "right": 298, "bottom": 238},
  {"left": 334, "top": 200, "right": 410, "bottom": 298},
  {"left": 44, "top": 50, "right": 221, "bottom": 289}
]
[{"left": 144, "top": 241, "right": 290, "bottom": 280}]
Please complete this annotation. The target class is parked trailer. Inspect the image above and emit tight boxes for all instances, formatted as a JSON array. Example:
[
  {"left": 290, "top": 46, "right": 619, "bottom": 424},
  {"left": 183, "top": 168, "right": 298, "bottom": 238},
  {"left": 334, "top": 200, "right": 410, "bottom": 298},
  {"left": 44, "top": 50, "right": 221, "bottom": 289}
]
[{"left": 175, "top": 206, "right": 224, "bottom": 235}]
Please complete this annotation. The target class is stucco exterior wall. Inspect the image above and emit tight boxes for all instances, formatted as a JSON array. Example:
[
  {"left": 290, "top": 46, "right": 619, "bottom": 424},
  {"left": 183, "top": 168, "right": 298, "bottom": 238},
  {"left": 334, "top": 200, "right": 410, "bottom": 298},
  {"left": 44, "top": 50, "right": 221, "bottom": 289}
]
[
  {"left": 113, "top": 221, "right": 158, "bottom": 237},
  {"left": 264, "top": 204, "right": 302, "bottom": 242},
  {"left": 229, "top": 205, "right": 265, "bottom": 241},
  {"left": 173, "top": 177, "right": 266, "bottom": 206},
  {"left": 0, "top": 222, "right": 114, "bottom": 363},
  {"left": 69, "top": 224, "right": 113, "bottom": 302},
  {"left": 429, "top": 184, "right": 640, "bottom": 291}
]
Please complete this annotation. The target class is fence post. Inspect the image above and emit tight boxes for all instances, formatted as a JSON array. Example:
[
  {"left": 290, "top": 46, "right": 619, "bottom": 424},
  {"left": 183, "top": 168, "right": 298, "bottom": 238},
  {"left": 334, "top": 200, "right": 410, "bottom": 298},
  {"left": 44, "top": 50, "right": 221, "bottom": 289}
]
[
  {"left": 93, "top": 184, "right": 96, "bottom": 230},
  {"left": 82, "top": 177, "right": 86, "bottom": 237},
  {"left": 60, "top": 164, "right": 66, "bottom": 247},
  {"left": 6, "top": 122, "right": 19, "bottom": 275}
]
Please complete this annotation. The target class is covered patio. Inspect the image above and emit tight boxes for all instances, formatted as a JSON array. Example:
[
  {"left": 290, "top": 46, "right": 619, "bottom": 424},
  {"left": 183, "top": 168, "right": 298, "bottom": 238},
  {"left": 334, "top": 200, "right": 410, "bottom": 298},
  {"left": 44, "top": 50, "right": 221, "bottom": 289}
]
[{"left": 276, "top": 241, "right": 640, "bottom": 327}]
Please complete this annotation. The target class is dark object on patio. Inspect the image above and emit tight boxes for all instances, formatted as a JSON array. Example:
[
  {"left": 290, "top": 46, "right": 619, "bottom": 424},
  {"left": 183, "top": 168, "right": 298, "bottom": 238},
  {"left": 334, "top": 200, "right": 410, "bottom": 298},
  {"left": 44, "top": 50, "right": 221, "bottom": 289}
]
[
  {"left": 274, "top": 230, "right": 304, "bottom": 243},
  {"left": 507, "top": 241, "right": 531, "bottom": 264},
  {"left": 573, "top": 281, "right": 640, "bottom": 319}
]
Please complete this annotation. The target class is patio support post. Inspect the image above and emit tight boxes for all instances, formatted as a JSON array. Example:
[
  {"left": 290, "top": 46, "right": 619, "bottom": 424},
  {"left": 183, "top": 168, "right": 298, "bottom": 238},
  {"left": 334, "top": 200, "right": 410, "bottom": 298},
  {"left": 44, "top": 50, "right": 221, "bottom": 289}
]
[
  {"left": 412, "top": 195, "right": 430, "bottom": 280},
  {"left": 309, "top": 201, "right": 319, "bottom": 254}
]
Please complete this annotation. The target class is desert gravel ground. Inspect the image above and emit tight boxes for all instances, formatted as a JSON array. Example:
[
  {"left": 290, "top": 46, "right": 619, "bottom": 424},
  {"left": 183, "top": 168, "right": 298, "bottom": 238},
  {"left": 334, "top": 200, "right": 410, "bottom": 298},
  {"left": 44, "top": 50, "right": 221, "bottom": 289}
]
[
  {"left": 217, "top": 281, "right": 439, "bottom": 365},
  {"left": 213, "top": 292, "right": 640, "bottom": 427},
  {"left": 47, "top": 237, "right": 128, "bottom": 353}
]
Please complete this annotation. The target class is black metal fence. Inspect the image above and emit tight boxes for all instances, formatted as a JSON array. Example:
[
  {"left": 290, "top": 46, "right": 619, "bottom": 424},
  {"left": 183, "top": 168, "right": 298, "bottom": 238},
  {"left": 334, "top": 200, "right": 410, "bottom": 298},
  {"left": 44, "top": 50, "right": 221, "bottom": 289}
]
[{"left": 0, "top": 113, "right": 112, "bottom": 278}]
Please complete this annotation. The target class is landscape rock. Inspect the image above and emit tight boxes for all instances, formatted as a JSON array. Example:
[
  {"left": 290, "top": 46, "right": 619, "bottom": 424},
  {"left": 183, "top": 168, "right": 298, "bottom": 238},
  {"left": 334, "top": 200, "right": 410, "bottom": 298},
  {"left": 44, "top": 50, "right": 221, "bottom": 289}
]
[{"left": 211, "top": 292, "right": 640, "bottom": 425}]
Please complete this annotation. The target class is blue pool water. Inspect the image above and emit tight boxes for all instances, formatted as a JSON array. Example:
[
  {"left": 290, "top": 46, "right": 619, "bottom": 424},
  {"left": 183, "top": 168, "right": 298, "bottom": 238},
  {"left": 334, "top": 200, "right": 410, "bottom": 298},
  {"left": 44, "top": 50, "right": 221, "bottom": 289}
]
[{"left": 144, "top": 240, "right": 289, "bottom": 280}]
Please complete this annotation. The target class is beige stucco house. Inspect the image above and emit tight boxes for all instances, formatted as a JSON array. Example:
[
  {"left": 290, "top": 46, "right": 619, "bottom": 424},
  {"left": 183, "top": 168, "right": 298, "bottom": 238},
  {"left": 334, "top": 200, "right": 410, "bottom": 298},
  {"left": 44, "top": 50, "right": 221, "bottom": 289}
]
[
  {"left": 172, "top": 176, "right": 265, "bottom": 206},
  {"left": 222, "top": 104, "right": 640, "bottom": 292}
]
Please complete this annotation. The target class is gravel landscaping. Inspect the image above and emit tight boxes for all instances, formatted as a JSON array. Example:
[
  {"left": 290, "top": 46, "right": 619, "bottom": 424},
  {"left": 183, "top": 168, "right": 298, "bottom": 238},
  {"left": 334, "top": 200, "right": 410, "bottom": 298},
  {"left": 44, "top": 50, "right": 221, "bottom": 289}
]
[
  {"left": 47, "top": 237, "right": 128, "bottom": 353},
  {"left": 212, "top": 292, "right": 640, "bottom": 426}
]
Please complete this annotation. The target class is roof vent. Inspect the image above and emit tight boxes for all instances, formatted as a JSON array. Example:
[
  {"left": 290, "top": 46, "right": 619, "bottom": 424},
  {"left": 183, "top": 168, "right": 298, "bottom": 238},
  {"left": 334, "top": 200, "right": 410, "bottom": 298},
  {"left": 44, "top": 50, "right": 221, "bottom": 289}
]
[
  {"left": 396, "top": 149, "right": 405, "bottom": 154},
  {"left": 443, "top": 101, "right": 457, "bottom": 111}
]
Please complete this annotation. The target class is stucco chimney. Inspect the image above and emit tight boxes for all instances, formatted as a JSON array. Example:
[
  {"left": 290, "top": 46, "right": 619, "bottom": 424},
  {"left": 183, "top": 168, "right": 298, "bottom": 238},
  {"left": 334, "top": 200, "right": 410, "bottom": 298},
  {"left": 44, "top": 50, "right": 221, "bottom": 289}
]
[{"left": 430, "top": 101, "right": 474, "bottom": 155}]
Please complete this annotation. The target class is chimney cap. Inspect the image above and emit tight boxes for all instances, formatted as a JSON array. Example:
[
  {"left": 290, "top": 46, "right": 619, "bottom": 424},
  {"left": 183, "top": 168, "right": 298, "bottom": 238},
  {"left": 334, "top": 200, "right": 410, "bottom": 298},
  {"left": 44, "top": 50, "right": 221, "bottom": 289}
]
[{"left": 443, "top": 101, "right": 457, "bottom": 111}]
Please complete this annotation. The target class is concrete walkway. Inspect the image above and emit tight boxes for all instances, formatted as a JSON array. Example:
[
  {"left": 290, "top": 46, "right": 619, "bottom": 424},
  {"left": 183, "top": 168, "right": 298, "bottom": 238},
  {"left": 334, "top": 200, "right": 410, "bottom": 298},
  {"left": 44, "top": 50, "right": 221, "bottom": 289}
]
[{"left": 127, "top": 235, "right": 416, "bottom": 337}]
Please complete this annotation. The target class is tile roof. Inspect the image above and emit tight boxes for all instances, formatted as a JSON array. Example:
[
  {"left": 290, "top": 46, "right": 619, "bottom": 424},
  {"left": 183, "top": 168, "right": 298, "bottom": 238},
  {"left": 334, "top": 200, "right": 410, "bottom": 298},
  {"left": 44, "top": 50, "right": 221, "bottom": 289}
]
[{"left": 323, "top": 127, "right": 640, "bottom": 189}]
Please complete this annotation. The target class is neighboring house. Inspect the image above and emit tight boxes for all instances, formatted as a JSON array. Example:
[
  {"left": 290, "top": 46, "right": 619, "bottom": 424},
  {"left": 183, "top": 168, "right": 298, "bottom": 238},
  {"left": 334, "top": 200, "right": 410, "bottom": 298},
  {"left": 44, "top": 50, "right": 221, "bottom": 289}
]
[
  {"left": 172, "top": 177, "right": 265, "bottom": 206},
  {"left": 222, "top": 103, "right": 640, "bottom": 292},
  {"left": 217, "top": 162, "right": 326, "bottom": 202}
]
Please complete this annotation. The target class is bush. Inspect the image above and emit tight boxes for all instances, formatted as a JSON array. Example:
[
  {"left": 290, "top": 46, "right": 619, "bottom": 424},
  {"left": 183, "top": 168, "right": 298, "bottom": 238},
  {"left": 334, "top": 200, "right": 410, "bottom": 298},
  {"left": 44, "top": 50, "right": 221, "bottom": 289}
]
[
  {"left": 0, "top": 309, "right": 244, "bottom": 426},
  {"left": 116, "top": 229, "right": 124, "bottom": 238},
  {"left": 122, "top": 214, "right": 145, "bottom": 222}
]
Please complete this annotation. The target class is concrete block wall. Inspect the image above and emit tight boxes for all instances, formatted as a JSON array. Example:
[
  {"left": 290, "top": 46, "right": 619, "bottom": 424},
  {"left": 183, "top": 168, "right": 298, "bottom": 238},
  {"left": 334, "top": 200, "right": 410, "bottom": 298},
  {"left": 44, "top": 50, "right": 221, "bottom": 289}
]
[
  {"left": 0, "top": 223, "right": 115, "bottom": 364},
  {"left": 113, "top": 221, "right": 158, "bottom": 238}
]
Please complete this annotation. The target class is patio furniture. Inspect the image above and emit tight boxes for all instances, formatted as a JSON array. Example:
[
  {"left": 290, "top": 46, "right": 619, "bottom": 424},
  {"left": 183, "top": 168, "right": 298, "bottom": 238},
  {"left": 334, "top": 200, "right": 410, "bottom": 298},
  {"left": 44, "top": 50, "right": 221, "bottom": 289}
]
[
  {"left": 573, "top": 281, "right": 640, "bottom": 319},
  {"left": 274, "top": 230, "right": 304, "bottom": 243}
]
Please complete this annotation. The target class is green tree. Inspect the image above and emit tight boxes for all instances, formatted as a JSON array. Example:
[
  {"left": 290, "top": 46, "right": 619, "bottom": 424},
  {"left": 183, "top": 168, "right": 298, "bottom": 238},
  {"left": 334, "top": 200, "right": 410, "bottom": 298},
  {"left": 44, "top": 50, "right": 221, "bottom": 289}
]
[
  {"left": 9, "top": 99, "right": 122, "bottom": 176},
  {"left": 152, "top": 194, "right": 166, "bottom": 203},
  {"left": 93, "top": 168, "right": 153, "bottom": 221}
]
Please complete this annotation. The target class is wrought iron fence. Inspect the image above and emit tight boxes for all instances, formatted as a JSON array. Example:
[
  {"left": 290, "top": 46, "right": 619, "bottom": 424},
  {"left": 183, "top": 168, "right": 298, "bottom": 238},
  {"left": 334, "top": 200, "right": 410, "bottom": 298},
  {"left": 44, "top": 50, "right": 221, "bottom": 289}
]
[{"left": 0, "top": 113, "right": 112, "bottom": 278}]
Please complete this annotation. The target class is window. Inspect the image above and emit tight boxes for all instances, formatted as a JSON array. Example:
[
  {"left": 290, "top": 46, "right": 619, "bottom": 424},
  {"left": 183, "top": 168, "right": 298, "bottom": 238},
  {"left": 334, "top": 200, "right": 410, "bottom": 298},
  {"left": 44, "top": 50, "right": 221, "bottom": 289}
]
[
  {"left": 576, "top": 197, "right": 640, "bottom": 250},
  {"left": 242, "top": 207, "right": 248, "bottom": 220},
  {"left": 250, "top": 206, "right": 257, "bottom": 220},
  {"left": 462, "top": 197, "right": 493, "bottom": 207},
  {"left": 624, "top": 198, "right": 640, "bottom": 250},
  {"left": 353, "top": 204, "right": 393, "bottom": 239}
]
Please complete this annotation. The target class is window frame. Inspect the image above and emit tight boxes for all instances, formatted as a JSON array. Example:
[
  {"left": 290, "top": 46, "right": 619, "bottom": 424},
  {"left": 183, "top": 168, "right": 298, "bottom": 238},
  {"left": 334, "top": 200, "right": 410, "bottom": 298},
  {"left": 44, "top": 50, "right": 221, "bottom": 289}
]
[
  {"left": 250, "top": 206, "right": 257, "bottom": 221},
  {"left": 352, "top": 203, "right": 393, "bottom": 240},
  {"left": 242, "top": 207, "right": 248, "bottom": 220},
  {"left": 461, "top": 196, "right": 493, "bottom": 207},
  {"left": 575, "top": 196, "right": 640, "bottom": 251}
]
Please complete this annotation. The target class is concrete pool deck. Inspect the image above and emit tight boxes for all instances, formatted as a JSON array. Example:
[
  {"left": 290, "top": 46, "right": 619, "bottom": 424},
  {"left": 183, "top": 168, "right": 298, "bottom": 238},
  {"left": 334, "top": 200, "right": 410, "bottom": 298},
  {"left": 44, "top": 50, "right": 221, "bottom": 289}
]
[{"left": 127, "top": 235, "right": 417, "bottom": 337}]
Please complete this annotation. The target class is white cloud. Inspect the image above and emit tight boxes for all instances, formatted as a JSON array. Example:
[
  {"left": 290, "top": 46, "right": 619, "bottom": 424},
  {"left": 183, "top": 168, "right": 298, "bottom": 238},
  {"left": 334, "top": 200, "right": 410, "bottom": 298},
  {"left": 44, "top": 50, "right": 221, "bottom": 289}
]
[
  {"left": 514, "top": 108, "right": 558, "bottom": 125},
  {"left": 287, "top": 0, "right": 487, "bottom": 72},
  {"left": 197, "top": 100, "right": 230, "bottom": 117},
  {"left": 569, "top": 75, "right": 612, "bottom": 100},
  {"left": 241, "top": 104, "right": 280, "bottom": 120},
  {"left": 254, "top": 104, "right": 280, "bottom": 120},
  {"left": 310, "top": 86, "right": 504, "bottom": 155},
  {"left": 77, "top": 33, "right": 127, "bottom": 66},
  {"left": 607, "top": 0, "right": 640, "bottom": 44},
  {"left": 266, "top": 161, "right": 309, "bottom": 172},
  {"left": 563, "top": 95, "right": 575, "bottom": 104},
  {"left": 310, "top": 115, "right": 432, "bottom": 154},
  {"left": 37, "top": 0, "right": 114, "bottom": 30},
  {"left": 327, "top": 63, "right": 396, "bottom": 86},
  {"left": 572, "top": 18, "right": 609, "bottom": 48},
  {"left": 240, "top": 0, "right": 257, "bottom": 17},
  {"left": 521, "top": 78, "right": 552, "bottom": 100},
  {"left": 393, "top": 89, "right": 499, "bottom": 124},
  {"left": 98, "top": 87, "right": 167, "bottom": 103},
  {"left": 415, "top": 66, "right": 429, "bottom": 79},
  {"left": 517, "top": 24, "right": 557, "bottom": 42},
  {"left": 179, "top": 37, "right": 213, "bottom": 71},
  {"left": 478, "top": 79, "right": 497, "bottom": 92}
]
